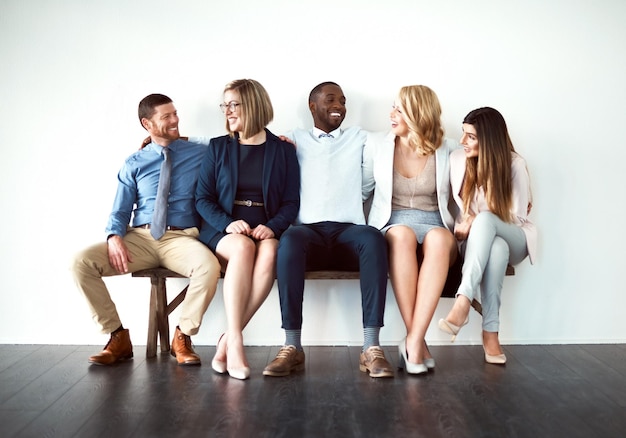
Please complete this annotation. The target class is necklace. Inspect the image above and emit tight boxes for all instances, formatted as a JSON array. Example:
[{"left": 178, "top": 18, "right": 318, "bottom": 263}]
[{"left": 397, "top": 144, "right": 422, "bottom": 208}]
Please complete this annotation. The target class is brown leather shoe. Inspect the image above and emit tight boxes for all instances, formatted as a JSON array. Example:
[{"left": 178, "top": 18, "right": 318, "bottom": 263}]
[
  {"left": 171, "top": 326, "right": 201, "bottom": 366},
  {"left": 88, "top": 329, "right": 133, "bottom": 365},
  {"left": 263, "top": 345, "right": 305, "bottom": 376},
  {"left": 359, "top": 346, "right": 394, "bottom": 378}
]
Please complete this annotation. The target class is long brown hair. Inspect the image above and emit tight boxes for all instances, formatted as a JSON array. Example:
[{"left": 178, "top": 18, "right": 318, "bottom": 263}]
[{"left": 461, "top": 107, "right": 515, "bottom": 222}]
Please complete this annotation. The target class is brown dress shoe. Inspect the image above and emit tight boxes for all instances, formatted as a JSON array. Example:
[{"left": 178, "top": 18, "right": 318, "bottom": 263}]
[
  {"left": 171, "top": 326, "right": 201, "bottom": 366},
  {"left": 359, "top": 346, "right": 394, "bottom": 378},
  {"left": 263, "top": 345, "right": 305, "bottom": 376},
  {"left": 88, "top": 329, "right": 133, "bottom": 366}
]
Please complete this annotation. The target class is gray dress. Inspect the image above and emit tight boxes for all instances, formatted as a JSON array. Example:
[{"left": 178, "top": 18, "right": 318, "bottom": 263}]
[{"left": 381, "top": 155, "right": 444, "bottom": 244}]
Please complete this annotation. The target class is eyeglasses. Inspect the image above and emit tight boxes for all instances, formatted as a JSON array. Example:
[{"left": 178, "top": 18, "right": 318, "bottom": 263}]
[{"left": 219, "top": 102, "right": 241, "bottom": 113}]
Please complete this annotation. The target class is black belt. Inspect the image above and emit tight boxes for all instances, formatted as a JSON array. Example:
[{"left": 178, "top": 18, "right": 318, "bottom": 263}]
[
  {"left": 135, "top": 224, "right": 186, "bottom": 231},
  {"left": 233, "top": 200, "right": 264, "bottom": 207}
]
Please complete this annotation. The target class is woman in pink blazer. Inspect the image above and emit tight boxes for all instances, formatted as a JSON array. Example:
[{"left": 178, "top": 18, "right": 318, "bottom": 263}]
[{"left": 439, "top": 107, "right": 536, "bottom": 365}]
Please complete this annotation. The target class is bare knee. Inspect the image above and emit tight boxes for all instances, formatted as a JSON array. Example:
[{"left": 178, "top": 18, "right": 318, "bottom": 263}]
[
  {"left": 386, "top": 226, "right": 417, "bottom": 252},
  {"left": 255, "top": 239, "right": 278, "bottom": 271},
  {"left": 423, "top": 228, "right": 455, "bottom": 258}
]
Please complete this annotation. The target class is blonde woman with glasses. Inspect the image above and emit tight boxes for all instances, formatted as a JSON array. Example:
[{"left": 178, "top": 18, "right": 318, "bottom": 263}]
[{"left": 195, "top": 79, "right": 300, "bottom": 379}]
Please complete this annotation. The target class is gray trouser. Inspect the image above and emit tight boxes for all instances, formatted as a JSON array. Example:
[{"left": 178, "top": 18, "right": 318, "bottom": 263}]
[{"left": 457, "top": 212, "right": 527, "bottom": 332}]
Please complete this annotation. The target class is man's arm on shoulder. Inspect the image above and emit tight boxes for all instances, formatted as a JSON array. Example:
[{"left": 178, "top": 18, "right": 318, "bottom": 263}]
[
  {"left": 139, "top": 135, "right": 191, "bottom": 149},
  {"left": 361, "top": 129, "right": 376, "bottom": 201}
]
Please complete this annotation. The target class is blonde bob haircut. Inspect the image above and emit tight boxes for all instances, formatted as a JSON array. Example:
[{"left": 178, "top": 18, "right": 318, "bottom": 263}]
[
  {"left": 397, "top": 85, "right": 444, "bottom": 155},
  {"left": 224, "top": 79, "right": 274, "bottom": 139}
]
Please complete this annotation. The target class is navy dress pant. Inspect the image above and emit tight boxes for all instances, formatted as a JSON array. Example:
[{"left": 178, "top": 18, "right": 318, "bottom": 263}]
[{"left": 276, "top": 221, "right": 388, "bottom": 330}]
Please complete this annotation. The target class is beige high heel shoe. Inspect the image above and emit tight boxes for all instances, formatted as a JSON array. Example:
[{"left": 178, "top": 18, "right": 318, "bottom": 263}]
[
  {"left": 484, "top": 351, "right": 507, "bottom": 365},
  {"left": 211, "top": 333, "right": 227, "bottom": 374},
  {"left": 438, "top": 317, "right": 469, "bottom": 342},
  {"left": 483, "top": 346, "right": 507, "bottom": 364},
  {"left": 227, "top": 366, "right": 251, "bottom": 380}
]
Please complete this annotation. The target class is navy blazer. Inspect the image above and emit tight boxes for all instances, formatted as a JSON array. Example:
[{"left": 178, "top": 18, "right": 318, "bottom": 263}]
[{"left": 195, "top": 129, "right": 300, "bottom": 245}]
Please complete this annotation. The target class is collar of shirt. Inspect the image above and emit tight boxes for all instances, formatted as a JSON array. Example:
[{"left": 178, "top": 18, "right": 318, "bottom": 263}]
[
  {"left": 147, "top": 139, "right": 183, "bottom": 155},
  {"left": 313, "top": 127, "right": 342, "bottom": 139}
]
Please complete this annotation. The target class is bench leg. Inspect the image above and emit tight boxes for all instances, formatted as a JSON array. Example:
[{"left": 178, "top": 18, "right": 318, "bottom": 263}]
[
  {"left": 156, "top": 277, "right": 171, "bottom": 354},
  {"left": 147, "top": 275, "right": 171, "bottom": 358},
  {"left": 471, "top": 299, "right": 483, "bottom": 315}
]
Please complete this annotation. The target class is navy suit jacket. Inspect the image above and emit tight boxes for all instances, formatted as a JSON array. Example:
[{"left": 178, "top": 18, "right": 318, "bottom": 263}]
[{"left": 195, "top": 129, "right": 300, "bottom": 245}]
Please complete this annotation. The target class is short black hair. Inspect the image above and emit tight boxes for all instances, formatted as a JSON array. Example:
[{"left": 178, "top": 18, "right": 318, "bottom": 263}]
[
  {"left": 138, "top": 94, "right": 173, "bottom": 127},
  {"left": 308, "top": 81, "right": 341, "bottom": 103}
]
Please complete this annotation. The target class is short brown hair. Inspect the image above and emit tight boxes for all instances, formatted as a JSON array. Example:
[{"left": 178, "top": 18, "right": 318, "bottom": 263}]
[
  {"left": 138, "top": 94, "right": 172, "bottom": 128},
  {"left": 224, "top": 79, "right": 273, "bottom": 139}
]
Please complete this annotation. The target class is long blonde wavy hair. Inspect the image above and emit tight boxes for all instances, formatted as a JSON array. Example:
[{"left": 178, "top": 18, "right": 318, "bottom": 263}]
[{"left": 397, "top": 85, "right": 444, "bottom": 155}]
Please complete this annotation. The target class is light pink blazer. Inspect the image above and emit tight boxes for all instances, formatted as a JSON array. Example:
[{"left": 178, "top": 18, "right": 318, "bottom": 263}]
[{"left": 449, "top": 148, "right": 537, "bottom": 264}]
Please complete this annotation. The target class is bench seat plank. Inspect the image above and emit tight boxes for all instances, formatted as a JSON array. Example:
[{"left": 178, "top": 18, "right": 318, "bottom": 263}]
[{"left": 132, "top": 265, "right": 514, "bottom": 357}]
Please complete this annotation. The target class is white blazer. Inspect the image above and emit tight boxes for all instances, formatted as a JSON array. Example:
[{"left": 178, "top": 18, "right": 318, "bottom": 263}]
[{"left": 366, "top": 131, "right": 460, "bottom": 231}]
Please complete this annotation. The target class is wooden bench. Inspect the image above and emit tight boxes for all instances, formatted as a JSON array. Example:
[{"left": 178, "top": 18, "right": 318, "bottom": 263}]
[{"left": 132, "top": 264, "right": 514, "bottom": 358}]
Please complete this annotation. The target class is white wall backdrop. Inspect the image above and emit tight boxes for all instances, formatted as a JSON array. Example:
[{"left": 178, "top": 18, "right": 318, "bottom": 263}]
[{"left": 1, "top": 0, "right": 624, "bottom": 347}]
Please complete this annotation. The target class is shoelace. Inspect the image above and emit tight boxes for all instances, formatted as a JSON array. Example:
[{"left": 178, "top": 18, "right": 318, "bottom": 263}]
[
  {"left": 368, "top": 347, "right": 385, "bottom": 360},
  {"left": 276, "top": 347, "right": 295, "bottom": 359}
]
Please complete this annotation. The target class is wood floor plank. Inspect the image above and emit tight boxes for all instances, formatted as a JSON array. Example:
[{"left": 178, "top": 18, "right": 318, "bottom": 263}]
[
  {"left": 1, "top": 344, "right": 625, "bottom": 438},
  {"left": 546, "top": 344, "right": 626, "bottom": 407},
  {"left": 581, "top": 343, "right": 626, "bottom": 376},
  {"left": 0, "top": 345, "right": 41, "bottom": 373},
  {"left": 0, "top": 409, "right": 41, "bottom": 437}
]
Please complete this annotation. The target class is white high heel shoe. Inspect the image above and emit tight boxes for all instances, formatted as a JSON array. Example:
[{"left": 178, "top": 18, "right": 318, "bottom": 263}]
[
  {"left": 227, "top": 366, "right": 251, "bottom": 380},
  {"left": 423, "top": 342, "right": 435, "bottom": 370},
  {"left": 397, "top": 338, "right": 428, "bottom": 375}
]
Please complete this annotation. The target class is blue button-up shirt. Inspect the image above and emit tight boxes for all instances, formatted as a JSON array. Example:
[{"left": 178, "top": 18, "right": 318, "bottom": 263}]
[{"left": 105, "top": 139, "right": 207, "bottom": 237}]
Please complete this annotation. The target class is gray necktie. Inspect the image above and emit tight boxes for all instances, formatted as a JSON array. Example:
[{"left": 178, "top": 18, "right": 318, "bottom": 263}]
[{"left": 151, "top": 147, "right": 171, "bottom": 240}]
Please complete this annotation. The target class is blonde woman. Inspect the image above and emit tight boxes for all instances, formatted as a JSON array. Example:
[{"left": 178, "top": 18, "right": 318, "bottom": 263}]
[
  {"left": 439, "top": 107, "right": 536, "bottom": 364},
  {"left": 196, "top": 79, "right": 300, "bottom": 379},
  {"left": 368, "top": 85, "right": 459, "bottom": 374}
]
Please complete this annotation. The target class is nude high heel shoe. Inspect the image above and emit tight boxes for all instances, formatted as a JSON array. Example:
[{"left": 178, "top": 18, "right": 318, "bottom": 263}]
[
  {"left": 484, "top": 347, "right": 507, "bottom": 365},
  {"left": 227, "top": 366, "right": 251, "bottom": 380},
  {"left": 397, "top": 338, "right": 427, "bottom": 375},
  {"left": 211, "top": 333, "right": 227, "bottom": 374},
  {"left": 438, "top": 317, "right": 469, "bottom": 342}
]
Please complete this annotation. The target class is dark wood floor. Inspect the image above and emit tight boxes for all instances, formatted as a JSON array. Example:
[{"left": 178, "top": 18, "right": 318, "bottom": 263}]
[{"left": 1, "top": 344, "right": 625, "bottom": 437}]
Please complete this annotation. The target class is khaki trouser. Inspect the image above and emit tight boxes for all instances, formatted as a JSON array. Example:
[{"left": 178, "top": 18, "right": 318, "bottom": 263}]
[{"left": 71, "top": 227, "right": 220, "bottom": 336}]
